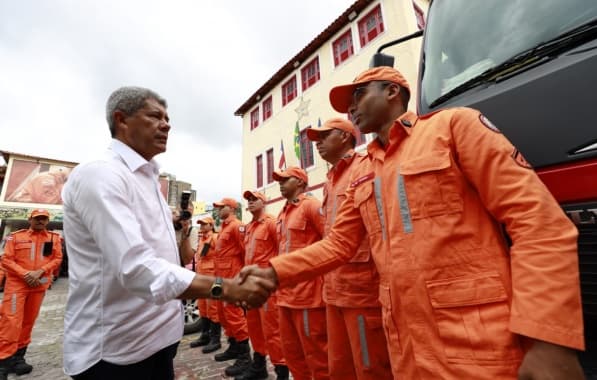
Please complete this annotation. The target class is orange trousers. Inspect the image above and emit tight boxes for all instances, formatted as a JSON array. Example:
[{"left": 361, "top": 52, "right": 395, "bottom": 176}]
[
  {"left": 247, "top": 296, "right": 285, "bottom": 365},
  {"left": 0, "top": 290, "right": 45, "bottom": 359},
  {"left": 278, "top": 306, "right": 328, "bottom": 380},
  {"left": 197, "top": 298, "right": 219, "bottom": 322},
  {"left": 326, "top": 305, "right": 392, "bottom": 380},
  {"left": 217, "top": 301, "right": 249, "bottom": 341}
]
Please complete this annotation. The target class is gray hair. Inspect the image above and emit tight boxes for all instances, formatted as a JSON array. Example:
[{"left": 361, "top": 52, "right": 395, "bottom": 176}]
[{"left": 105, "top": 86, "right": 167, "bottom": 137}]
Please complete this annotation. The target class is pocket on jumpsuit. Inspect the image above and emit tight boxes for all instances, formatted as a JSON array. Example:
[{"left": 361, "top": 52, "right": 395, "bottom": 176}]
[{"left": 426, "top": 272, "right": 522, "bottom": 364}]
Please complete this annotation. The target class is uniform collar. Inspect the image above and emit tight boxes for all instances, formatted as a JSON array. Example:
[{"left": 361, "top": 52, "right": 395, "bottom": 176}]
[
  {"left": 222, "top": 214, "right": 237, "bottom": 225},
  {"left": 327, "top": 149, "right": 356, "bottom": 180},
  {"left": 367, "top": 111, "right": 418, "bottom": 157},
  {"left": 285, "top": 193, "right": 306, "bottom": 209},
  {"left": 110, "top": 139, "right": 160, "bottom": 175}
]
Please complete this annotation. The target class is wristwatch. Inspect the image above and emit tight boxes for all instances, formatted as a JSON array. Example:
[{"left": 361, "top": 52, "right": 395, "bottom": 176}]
[{"left": 210, "top": 277, "right": 224, "bottom": 299}]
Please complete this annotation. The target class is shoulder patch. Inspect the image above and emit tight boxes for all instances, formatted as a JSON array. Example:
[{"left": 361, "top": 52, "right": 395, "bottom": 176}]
[
  {"left": 479, "top": 114, "right": 500, "bottom": 133},
  {"left": 512, "top": 149, "right": 532, "bottom": 169},
  {"left": 350, "top": 172, "right": 375, "bottom": 188}
]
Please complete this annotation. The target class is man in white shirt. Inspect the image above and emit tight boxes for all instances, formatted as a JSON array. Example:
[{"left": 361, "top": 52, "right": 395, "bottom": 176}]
[{"left": 61, "top": 86, "right": 274, "bottom": 380}]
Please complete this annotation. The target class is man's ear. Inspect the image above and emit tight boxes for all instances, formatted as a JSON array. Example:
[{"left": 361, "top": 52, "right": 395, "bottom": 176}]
[
  {"left": 386, "top": 83, "right": 401, "bottom": 102},
  {"left": 113, "top": 110, "right": 127, "bottom": 136}
]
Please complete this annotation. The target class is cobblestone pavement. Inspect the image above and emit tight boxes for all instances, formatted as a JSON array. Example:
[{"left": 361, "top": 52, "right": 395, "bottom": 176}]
[{"left": 0, "top": 279, "right": 279, "bottom": 380}]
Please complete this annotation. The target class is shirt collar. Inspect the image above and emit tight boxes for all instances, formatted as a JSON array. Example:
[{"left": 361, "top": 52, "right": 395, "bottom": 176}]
[
  {"left": 109, "top": 139, "right": 161, "bottom": 175},
  {"left": 367, "top": 111, "right": 418, "bottom": 157},
  {"left": 327, "top": 149, "right": 356, "bottom": 180}
]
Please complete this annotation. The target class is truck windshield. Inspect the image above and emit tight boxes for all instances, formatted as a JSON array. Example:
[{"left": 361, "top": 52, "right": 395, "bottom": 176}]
[{"left": 420, "top": 0, "right": 597, "bottom": 108}]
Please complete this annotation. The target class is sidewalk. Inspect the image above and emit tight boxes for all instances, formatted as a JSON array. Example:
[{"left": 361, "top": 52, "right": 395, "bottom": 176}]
[{"left": 0, "top": 278, "right": 276, "bottom": 379}]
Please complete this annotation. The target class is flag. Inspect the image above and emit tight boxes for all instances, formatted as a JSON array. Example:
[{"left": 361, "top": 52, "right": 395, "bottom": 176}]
[
  {"left": 317, "top": 118, "right": 322, "bottom": 128},
  {"left": 278, "top": 139, "right": 286, "bottom": 169},
  {"left": 294, "top": 121, "right": 301, "bottom": 160}
]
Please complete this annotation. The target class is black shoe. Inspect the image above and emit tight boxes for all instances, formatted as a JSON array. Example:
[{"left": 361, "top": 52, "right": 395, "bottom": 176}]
[
  {"left": 0, "top": 356, "right": 14, "bottom": 380},
  {"left": 274, "top": 364, "right": 289, "bottom": 380},
  {"left": 235, "top": 352, "right": 268, "bottom": 380},
  {"left": 201, "top": 322, "right": 222, "bottom": 354},
  {"left": 190, "top": 318, "right": 211, "bottom": 348},
  {"left": 11, "top": 347, "right": 33, "bottom": 375},
  {"left": 224, "top": 352, "right": 252, "bottom": 377},
  {"left": 214, "top": 338, "right": 249, "bottom": 362}
]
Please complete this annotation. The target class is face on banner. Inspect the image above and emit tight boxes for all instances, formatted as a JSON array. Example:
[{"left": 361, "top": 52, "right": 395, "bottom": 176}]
[{"left": 4, "top": 159, "right": 74, "bottom": 205}]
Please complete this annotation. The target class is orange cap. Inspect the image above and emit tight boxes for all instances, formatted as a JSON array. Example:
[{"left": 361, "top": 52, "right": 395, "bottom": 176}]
[
  {"left": 306, "top": 117, "right": 357, "bottom": 141},
  {"left": 197, "top": 216, "right": 215, "bottom": 225},
  {"left": 213, "top": 197, "right": 238, "bottom": 209},
  {"left": 272, "top": 166, "right": 308, "bottom": 184},
  {"left": 243, "top": 190, "right": 267, "bottom": 202},
  {"left": 30, "top": 209, "right": 50, "bottom": 218},
  {"left": 329, "top": 66, "right": 411, "bottom": 113}
]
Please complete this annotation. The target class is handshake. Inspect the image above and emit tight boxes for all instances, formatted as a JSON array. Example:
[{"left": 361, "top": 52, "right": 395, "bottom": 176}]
[{"left": 222, "top": 265, "right": 280, "bottom": 309}]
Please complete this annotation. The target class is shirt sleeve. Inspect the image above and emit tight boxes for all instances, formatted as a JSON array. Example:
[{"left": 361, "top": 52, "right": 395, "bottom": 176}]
[
  {"left": 449, "top": 108, "right": 584, "bottom": 350},
  {"left": 271, "top": 184, "right": 367, "bottom": 287},
  {"left": 306, "top": 199, "right": 325, "bottom": 237},
  {"left": 68, "top": 162, "right": 194, "bottom": 305}
]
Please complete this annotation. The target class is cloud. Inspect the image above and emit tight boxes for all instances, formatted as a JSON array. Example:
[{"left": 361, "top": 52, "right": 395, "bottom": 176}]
[{"left": 0, "top": 0, "right": 354, "bottom": 203}]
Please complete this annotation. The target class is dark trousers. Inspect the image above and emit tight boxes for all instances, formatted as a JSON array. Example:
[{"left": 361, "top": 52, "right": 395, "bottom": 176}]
[{"left": 72, "top": 342, "right": 179, "bottom": 380}]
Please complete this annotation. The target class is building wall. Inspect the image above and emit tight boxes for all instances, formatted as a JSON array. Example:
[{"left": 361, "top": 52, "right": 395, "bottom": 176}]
[{"left": 239, "top": 0, "right": 427, "bottom": 222}]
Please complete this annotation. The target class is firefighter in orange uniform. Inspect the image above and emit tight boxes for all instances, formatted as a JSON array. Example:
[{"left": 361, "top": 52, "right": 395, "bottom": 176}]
[
  {"left": 272, "top": 166, "right": 328, "bottom": 380},
  {"left": 241, "top": 67, "right": 585, "bottom": 379},
  {"left": 306, "top": 118, "right": 392, "bottom": 380},
  {"left": 189, "top": 217, "right": 221, "bottom": 350},
  {"left": 210, "top": 198, "right": 250, "bottom": 369},
  {"left": 232, "top": 190, "right": 288, "bottom": 380},
  {"left": 0, "top": 209, "right": 63, "bottom": 380}
]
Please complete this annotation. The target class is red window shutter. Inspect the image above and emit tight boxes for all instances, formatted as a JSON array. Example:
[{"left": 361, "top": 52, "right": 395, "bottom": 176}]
[
  {"left": 266, "top": 149, "right": 274, "bottom": 183},
  {"left": 256, "top": 154, "right": 263, "bottom": 188}
]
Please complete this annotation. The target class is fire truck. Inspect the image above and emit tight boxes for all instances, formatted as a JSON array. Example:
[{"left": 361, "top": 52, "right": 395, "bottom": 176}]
[{"left": 374, "top": 0, "right": 597, "bottom": 375}]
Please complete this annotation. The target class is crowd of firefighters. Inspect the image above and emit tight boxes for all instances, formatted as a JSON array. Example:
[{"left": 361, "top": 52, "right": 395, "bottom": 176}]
[
  {"left": 0, "top": 65, "right": 585, "bottom": 380},
  {"left": 184, "top": 117, "right": 388, "bottom": 380}
]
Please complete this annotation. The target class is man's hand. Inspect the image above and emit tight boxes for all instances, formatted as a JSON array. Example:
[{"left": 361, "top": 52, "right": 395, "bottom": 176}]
[
  {"left": 222, "top": 275, "right": 276, "bottom": 308},
  {"left": 23, "top": 269, "right": 44, "bottom": 287},
  {"left": 518, "top": 339, "right": 585, "bottom": 380},
  {"left": 238, "top": 264, "right": 279, "bottom": 288}
]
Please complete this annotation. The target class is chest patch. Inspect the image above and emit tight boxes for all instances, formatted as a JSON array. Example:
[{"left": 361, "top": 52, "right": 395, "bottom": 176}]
[{"left": 350, "top": 172, "right": 375, "bottom": 188}]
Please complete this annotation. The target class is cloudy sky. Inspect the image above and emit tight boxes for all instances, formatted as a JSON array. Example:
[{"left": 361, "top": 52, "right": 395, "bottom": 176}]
[{"left": 0, "top": 0, "right": 355, "bottom": 204}]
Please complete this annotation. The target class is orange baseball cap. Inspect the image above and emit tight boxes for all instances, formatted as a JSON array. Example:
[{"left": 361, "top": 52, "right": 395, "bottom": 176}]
[
  {"left": 197, "top": 216, "right": 215, "bottom": 225},
  {"left": 329, "top": 66, "right": 411, "bottom": 113},
  {"left": 306, "top": 117, "right": 357, "bottom": 141},
  {"left": 30, "top": 209, "right": 50, "bottom": 218},
  {"left": 243, "top": 190, "right": 267, "bottom": 202},
  {"left": 272, "top": 166, "right": 308, "bottom": 184},
  {"left": 213, "top": 198, "right": 238, "bottom": 209}
]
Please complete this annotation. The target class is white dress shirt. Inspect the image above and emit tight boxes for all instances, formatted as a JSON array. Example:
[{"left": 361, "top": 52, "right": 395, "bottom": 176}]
[{"left": 61, "top": 139, "right": 195, "bottom": 375}]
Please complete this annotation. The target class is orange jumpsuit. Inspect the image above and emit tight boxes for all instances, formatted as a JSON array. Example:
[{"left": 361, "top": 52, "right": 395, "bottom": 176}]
[
  {"left": 214, "top": 215, "right": 248, "bottom": 341},
  {"left": 0, "top": 261, "right": 5, "bottom": 289},
  {"left": 243, "top": 213, "right": 285, "bottom": 366},
  {"left": 271, "top": 108, "right": 584, "bottom": 379},
  {"left": 322, "top": 150, "right": 392, "bottom": 380},
  {"left": 0, "top": 228, "right": 63, "bottom": 359},
  {"left": 276, "top": 194, "right": 328, "bottom": 380},
  {"left": 196, "top": 231, "right": 219, "bottom": 323}
]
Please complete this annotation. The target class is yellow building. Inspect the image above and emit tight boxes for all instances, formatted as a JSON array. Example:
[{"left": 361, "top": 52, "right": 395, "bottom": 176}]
[{"left": 235, "top": 0, "right": 428, "bottom": 220}]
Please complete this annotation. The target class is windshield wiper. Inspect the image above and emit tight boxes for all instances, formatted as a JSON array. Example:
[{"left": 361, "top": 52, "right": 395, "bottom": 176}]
[{"left": 429, "top": 18, "right": 597, "bottom": 108}]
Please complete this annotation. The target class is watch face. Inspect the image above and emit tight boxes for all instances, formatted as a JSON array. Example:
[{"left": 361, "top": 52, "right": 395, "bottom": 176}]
[{"left": 211, "top": 285, "right": 223, "bottom": 297}]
